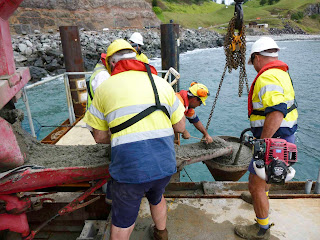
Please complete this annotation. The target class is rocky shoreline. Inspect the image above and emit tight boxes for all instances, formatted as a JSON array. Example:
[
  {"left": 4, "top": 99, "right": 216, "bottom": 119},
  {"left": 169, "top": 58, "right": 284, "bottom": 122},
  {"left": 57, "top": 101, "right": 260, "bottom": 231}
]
[
  {"left": 11, "top": 28, "right": 320, "bottom": 82},
  {"left": 12, "top": 28, "right": 223, "bottom": 82}
]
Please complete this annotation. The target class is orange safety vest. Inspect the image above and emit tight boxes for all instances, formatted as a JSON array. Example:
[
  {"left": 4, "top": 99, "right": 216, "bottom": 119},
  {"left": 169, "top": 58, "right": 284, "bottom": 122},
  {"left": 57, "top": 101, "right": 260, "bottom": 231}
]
[{"left": 176, "top": 90, "right": 196, "bottom": 119}]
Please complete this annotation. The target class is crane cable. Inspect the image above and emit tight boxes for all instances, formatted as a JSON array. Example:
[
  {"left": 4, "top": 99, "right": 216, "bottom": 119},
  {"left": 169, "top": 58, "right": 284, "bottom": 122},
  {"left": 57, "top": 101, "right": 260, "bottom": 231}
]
[{"left": 205, "top": 12, "right": 249, "bottom": 131}]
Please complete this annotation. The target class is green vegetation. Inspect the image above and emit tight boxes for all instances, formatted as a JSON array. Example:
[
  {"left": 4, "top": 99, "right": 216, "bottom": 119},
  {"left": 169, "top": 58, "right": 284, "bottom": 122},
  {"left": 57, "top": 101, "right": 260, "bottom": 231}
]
[
  {"left": 291, "top": 11, "right": 304, "bottom": 21},
  {"left": 260, "top": 0, "right": 280, "bottom": 6},
  {"left": 152, "top": 0, "right": 320, "bottom": 34},
  {"left": 152, "top": 0, "right": 158, "bottom": 7}
]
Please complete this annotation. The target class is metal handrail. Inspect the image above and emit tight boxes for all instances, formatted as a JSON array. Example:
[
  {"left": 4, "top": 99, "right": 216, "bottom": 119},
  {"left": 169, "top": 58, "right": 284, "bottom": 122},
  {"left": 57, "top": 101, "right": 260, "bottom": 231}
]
[
  {"left": 22, "top": 72, "right": 93, "bottom": 138},
  {"left": 21, "top": 69, "right": 171, "bottom": 139}
]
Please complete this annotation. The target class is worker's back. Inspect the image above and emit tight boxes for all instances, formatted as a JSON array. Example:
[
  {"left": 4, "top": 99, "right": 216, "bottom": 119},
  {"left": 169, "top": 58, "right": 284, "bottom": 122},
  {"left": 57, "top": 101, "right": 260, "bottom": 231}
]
[{"left": 84, "top": 60, "right": 184, "bottom": 183}]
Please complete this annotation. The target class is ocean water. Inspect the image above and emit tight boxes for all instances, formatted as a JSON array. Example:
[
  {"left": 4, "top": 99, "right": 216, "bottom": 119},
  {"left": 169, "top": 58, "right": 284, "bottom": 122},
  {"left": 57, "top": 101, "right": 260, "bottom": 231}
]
[{"left": 16, "top": 40, "right": 320, "bottom": 182}]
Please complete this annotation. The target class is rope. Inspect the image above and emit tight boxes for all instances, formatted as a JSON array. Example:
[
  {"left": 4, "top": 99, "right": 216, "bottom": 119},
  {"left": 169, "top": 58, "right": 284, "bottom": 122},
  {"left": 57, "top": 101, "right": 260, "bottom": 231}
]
[{"left": 183, "top": 167, "right": 193, "bottom": 182}]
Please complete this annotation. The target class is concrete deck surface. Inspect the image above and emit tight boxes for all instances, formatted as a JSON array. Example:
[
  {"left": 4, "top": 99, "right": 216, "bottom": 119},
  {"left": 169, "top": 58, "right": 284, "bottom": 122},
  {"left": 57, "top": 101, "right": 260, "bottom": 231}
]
[
  {"left": 56, "top": 119, "right": 96, "bottom": 145},
  {"left": 128, "top": 197, "right": 320, "bottom": 240}
]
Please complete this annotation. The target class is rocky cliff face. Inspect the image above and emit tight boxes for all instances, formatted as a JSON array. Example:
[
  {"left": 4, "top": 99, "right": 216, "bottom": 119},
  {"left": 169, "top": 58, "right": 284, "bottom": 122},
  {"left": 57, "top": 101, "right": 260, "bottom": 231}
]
[{"left": 10, "top": 0, "right": 160, "bottom": 34}]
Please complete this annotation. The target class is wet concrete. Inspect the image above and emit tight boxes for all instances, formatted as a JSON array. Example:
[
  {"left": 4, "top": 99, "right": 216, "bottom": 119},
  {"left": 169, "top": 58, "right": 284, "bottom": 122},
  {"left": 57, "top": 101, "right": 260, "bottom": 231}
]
[
  {"left": 1, "top": 109, "right": 247, "bottom": 173},
  {"left": 210, "top": 140, "right": 252, "bottom": 166},
  {"left": 16, "top": 122, "right": 109, "bottom": 168},
  {"left": 175, "top": 137, "right": 229, "bottom": 159},
  {"left": 0, "top": 116, "right": 110, "bottom": 173}
]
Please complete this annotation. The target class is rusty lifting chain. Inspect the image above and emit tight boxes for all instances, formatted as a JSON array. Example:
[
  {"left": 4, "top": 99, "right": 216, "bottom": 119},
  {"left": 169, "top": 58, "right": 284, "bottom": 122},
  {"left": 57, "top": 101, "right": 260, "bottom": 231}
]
[{"left": 206, "top": 2, "right": 249, "bottom": 131}]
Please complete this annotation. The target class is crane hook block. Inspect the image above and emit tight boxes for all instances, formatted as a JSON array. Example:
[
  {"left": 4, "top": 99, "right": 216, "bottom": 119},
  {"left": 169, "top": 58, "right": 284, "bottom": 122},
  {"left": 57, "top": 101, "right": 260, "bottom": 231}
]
[{"left": 229, "top": 35, "right": 243, "bottom": 52}]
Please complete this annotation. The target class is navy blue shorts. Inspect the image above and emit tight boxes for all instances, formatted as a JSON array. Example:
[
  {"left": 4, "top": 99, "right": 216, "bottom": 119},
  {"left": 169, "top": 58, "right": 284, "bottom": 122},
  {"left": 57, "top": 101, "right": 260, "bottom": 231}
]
[
  {"left": 110, "top": 175, "right": 171, "bottom": 228},
  {"left": 248, "top": 134, "right": 296, "bottom": 174}
]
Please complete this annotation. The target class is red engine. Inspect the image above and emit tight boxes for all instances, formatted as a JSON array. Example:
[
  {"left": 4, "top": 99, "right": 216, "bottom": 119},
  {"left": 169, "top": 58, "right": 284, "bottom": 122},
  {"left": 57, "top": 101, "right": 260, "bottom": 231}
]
[
  {"left": 264, "top": 138, "right": 298, "bottom": 166},
  {"left": 253, "top": 138, "right": 298, "bottom": 184}
]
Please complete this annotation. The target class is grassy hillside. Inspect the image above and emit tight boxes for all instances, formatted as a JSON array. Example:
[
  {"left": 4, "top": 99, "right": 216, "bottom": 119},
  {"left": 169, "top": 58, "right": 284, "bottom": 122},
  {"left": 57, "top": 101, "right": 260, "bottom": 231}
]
[{"left": 152, "top": 0, "right": 320, "bottom": 34}]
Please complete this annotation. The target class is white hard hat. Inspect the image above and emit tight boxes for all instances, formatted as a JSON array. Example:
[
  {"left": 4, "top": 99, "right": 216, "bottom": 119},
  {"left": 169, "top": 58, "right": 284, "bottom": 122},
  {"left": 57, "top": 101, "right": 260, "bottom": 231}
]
[
  {"left": 248, "top": 37, "right": 280, "bottom": 65},
  {"left": 129, "top": 32, "right": 144, "bottom": 46}
]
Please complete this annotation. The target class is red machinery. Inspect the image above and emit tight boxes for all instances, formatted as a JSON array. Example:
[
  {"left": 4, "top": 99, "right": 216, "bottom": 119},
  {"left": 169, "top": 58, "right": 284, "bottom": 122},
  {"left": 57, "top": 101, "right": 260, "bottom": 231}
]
[
  {"left": 0, "top": 1, "right": 109, "bottom": 238},
  {"left": 0, "top": 0, "right": 30, "bottom": 169},
  {"left": 252, "top": 138, "right": 298, "bottom": 184}
]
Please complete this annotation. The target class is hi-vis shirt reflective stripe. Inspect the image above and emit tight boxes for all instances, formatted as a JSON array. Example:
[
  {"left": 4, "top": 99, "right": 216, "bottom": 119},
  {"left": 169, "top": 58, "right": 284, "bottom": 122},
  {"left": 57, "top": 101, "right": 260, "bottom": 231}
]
[
  {"left": 86, "top": 63, "right": 107, "bottom": 110},
  {"left": 87, "top": 98, "right": 181, "bottom": 147},
  {"left": 84, "top": 70, "right": 185, "bottom": 148},
  {"left": 250, "top": 68, "right": 298, "bottom": 129}
]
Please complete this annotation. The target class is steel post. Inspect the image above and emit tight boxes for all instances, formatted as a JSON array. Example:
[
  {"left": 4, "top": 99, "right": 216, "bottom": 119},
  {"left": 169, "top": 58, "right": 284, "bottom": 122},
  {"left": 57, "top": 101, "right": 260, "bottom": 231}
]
[
  {"left": 64, "top": 73, "right": 76, "bottom": 124},
  {"left": 59, "top": 26, "right": 87, "bottom": 118},
  {"left": 22, "top": 87, "right": 36, "bottom": 138},
  {"left": 160, "top": 22, "right": 180, "bottom": 92},
  {"left": 161, "top": 22, "right": 181, "bottom": 148}
]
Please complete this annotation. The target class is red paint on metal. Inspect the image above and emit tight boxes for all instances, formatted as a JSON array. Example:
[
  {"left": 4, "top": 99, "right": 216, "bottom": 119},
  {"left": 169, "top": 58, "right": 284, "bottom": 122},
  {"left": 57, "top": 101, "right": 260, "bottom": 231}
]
[
  {"left": 0, "top": 194, "right": 31, "bottom": 237},
  {"left": 59, "top": 178, "right": 107, "bottom": 215},
  {"left": 0, "top": 0, "right": 25, "bottom": 21},
  {"left": 0, "top": 18, "right": 15, "bottom": 75},
  {"left": 0, "top": 213, "right": 30, "bottom": 237},
  {"left": 0, "top": 1, "right": 31, "bottom": 108},
  {"left": 0, "top": 117, "right": 24, "bottom": 169},
  {"left": 0, "top": 165, "right": 110, "bottom": 194},
  {"left": 0, "top": 67, "right": 30, "bottom": 108}
]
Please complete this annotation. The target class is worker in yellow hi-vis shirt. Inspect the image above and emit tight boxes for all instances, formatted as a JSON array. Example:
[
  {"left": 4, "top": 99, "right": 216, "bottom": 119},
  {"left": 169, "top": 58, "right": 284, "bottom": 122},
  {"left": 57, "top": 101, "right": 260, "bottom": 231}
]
[
  {"left": 83, "top": 39, "right": 185, "bottom": 240},
  {"left": 235, "top": 36, "right": 298, "bottom": 240},
  {"left": 129, "top": 32, "right": 149, "bottom": 64}
]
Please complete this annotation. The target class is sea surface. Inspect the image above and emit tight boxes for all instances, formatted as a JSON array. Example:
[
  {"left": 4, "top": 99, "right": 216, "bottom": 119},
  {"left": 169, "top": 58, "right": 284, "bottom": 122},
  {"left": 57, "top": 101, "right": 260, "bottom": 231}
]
[{"left": 17, "top": 40, "right": 320, "bottom": 182}]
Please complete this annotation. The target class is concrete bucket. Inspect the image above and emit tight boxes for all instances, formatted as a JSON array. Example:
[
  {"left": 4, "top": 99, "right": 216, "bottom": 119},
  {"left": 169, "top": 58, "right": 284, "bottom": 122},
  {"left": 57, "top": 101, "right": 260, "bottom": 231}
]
[{"left": 204, "top": 136, "right": 252, "bottom": 181}]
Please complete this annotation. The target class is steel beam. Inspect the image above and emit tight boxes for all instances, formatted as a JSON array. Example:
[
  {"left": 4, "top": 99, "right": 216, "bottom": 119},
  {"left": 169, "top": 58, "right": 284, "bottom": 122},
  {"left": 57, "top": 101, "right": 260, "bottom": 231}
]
[
  {"left": 160, "top": 22, "right": 180, "bottom": 91},
  {"left": 59, "top": 26, "right": 87, "bottom": 118}
]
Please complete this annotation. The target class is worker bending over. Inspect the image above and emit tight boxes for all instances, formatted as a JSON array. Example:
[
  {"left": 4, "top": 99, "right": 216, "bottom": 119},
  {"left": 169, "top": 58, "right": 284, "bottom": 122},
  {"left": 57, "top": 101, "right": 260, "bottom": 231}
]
[
  {"left": 86, "top": 53, "right": 109, "bottom": 110},
  {"left": 83, "top": 39, "right": 186, "bottom": 240},
  {"left": 234, "top": 37, "right": 298, "bottom": 240},
  {"left": 176, "top": 82, "right": 213, "bottom": 144},
  {"left": 129, "top": 32, "right": 149, "bottom": 63}
]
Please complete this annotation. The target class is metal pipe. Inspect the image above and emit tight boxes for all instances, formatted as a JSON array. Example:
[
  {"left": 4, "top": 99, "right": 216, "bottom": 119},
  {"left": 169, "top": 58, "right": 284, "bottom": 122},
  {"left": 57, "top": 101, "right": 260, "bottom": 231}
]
[
  {"left": 22, "top": 87, "right": 36, "bottom": 138},
  {"left": 314, "top": 168, "right": 320, "bottom": 194},
  {"left": 25, "top": 74, "right": 65, "bottom": 90},
  {"left": 26, "top": 72, "right": 93, "bottom": 90},
  {"left": 64, "top": 74, "right": 76, "bottom": 124},
  {"left": 304, "top": 179, "right": 313, "bottom": 194},
  {"left": 66, "top": 72, "right": 92, "bottom": 75}
]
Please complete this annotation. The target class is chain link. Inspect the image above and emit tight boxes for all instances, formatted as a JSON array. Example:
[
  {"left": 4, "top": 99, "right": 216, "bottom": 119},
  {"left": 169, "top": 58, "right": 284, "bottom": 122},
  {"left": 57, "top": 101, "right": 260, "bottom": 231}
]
[{"left": 206, "top": 15, "right": 249, "bottom": 131}]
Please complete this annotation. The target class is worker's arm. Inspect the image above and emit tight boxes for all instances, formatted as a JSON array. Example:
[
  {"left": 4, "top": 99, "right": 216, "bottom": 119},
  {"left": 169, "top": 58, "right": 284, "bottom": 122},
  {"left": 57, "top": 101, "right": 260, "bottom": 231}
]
[
  {"left": 172, "top": 115, "right": 186, "bottom": 133},
  {"left": 260, "top": 111, "right": 284, "bottom": 139},
  {"left": 182, "top": 129, "right": 191, "bottom": 139},
  {"left": 193, "top": 121, "right": 213, "bottom": 144},
  {"left": 93, "top": 128, "right": 111, "bottom": 144}
]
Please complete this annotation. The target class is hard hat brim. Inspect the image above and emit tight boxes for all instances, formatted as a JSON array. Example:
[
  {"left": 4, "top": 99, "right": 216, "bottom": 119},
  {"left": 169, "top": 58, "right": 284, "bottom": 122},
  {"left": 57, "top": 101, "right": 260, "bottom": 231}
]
[{"left": 200, "top": 97, "right": 206, "bottom": 106}]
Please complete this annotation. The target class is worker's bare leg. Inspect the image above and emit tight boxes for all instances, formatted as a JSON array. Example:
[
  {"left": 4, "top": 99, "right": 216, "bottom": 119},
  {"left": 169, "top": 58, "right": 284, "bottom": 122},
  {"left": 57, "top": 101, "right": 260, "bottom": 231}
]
[
  {"left": 110, "top": 223, "right": 135, "bottom": 240},
  {"left": 150, "top": 195, "right": 167, "bottom": 230},
  {"left": 248, "top": 173, "right": 270, "bottom": 218}
]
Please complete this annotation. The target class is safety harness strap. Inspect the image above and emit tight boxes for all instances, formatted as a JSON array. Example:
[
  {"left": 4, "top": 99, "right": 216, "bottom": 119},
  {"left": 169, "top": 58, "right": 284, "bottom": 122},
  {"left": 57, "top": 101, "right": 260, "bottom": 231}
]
[
  {"left": 252, "top": 102, "right": 297, "bottom": 116},
  {"left": 86, "top": 80, "right": 94, "bottom": 101},
  {"left": 109, "top": 64, "right": 170, "bottom": 134}
]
